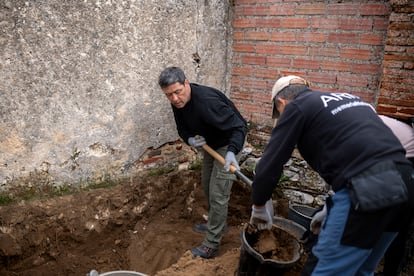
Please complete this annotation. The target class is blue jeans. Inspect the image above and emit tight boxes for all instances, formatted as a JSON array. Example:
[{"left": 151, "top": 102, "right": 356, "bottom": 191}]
[{"left": 312, "top": 189, "right": 397, "bottom": 276}]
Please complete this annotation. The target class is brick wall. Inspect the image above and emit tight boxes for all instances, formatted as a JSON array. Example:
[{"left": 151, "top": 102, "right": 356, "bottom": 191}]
[
  {"left": 230, "top": 0, "right": 413, "bottom": 126},
  {"left": 377, "top": 1, "right": 414, "bottom": 119}
]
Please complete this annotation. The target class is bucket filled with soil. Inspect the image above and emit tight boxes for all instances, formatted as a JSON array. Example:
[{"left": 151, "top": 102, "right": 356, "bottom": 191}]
[{"left": 237, "top": 222, "right": 301, "bottom": 275}]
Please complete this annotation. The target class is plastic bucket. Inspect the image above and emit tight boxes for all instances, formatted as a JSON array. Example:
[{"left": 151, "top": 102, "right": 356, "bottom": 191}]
[
  {"left": 288, "top": 204, "right": 317, "bottom": 230},
  {"left": 237, "top": 219, "right": 302, "bottom": 276}
]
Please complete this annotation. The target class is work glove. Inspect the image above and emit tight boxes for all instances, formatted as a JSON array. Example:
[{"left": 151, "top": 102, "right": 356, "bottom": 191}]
[
  {"left": 188, "top": 136, "right": 206, "bottom": 150},
  {"left": 224, "top": 151, "right": 239, "bottom": 171},
  {"left": 249, "top": 205, "right": 273, "bottom": 230},
  {"left": 310, "top": 204, "right": 327, "bottom": 235},
  {"left": 265, "top": 198, "right": 274, "bottom": 218}
]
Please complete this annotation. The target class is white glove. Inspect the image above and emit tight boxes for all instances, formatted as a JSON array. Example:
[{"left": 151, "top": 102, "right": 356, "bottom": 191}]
[
  {"left": 249, "top": 205, "right": 273, "bottom": 230},
  {"left": 310, "top": 204, "right": 327, "bottom": 235},
  {"left": 188, "top": 136, "right": 206, "bottom": 149},
  {"left": 224, "top": 151, "right": 239, "bottom": 171},
  {"left": 265, "top": 199, "right": 274, "bottom": 218}
]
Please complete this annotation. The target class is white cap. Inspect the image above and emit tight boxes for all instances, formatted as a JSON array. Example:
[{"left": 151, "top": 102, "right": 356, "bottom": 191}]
[{"left": 271, "top": 75, "right": 308, "bottom": 118}]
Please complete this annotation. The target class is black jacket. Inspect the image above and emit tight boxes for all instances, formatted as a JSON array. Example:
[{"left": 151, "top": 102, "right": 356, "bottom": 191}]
[
  {"left": 172, "top": 83, "right": 247, "bottom": 155},
  {"left": 252, "top": 89, "right": 409, "bottom": 205}
]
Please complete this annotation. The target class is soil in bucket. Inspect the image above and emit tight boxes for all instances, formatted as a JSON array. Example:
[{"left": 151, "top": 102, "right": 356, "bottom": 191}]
[{"left": 237, "top": 223, "right": 301, "bottom": 276}]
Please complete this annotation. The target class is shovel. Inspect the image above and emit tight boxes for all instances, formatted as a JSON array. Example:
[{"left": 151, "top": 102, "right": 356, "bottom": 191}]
[
  {"left": 202, "top": 144, "right": 275, "bottom": 219},
  {"left": 201, "top": 144, "right": 252, "bottom": 187}
]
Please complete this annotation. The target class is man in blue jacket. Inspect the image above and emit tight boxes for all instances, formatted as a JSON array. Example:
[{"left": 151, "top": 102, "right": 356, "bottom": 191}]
[
  {"left": 249, "top": 75, "right": 414, "bottom": 275},
  {"left": 158, "top": 67, "right": 248, "bottom": 259}
]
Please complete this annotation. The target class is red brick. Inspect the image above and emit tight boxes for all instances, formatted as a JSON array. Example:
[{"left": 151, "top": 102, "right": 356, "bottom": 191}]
[
  {"left": 307, "top": 72, "right": 337, "bottom": 84},
  {"left": 309, "top": 47, "right": 339, "bottom": 58},
  {"left": 340, "top": 18, "right": 373, "bottom": 31},
  {"left": 234, "top": 18, "right": 257, "bottom": 28},
  {"left": 233, "top": 43, "right": 255, "bottom": 53},
  {"left": 310, "top": 18, "right": 339, "bottom": 29},
  {"left": 231, "top": 90, "right": 252, "bottom": 100},
  {"left": 389, "top": 13, "right": 411, "bottom": 23},
  {"left": 353, "top": 63, "right": 382, "bottom": 74},
  {"left": 328, "top": 3, "right": 360, "bottom": 15},
  {"left": 279, "top": 71, "right": 307, "bottom": 79},
  {"left": 386, "top": 37, "right": 413, "bottom": 46},
  {"left": 245, "top": 5, "right": 271, "bottom": 16},
  {"left": 389, "top": 22, "right": 413, "bottom": 32},
  {"left": 340, "top": 48, "right": 371, "bottom": 60},
  {"left": 337, "top": 74, "right": 369, "bottom": 87},
  {"left": 382, "top": 59, "right": 405, "bottom": 69},
  {"left": 281, "top": 18, "right": 309, "bottom": 29},
  {"left": 384, "top": 45, "right": 407, "bottom": 53},
  {"left": 245, "top": 31, "right": 269, "bottom": 41},
  {"left": 360, "top": 33, "right": 384, "bottom": 45},
  {"left": 328, "top": 33, "right": 359, "bottom": 44},
  {"left": 268, "top": 4, "right": 296, "bottom": 16},
  {"left": 242, "top": 79, "right": 268, "bottom": 90},
  {"left": 293, "top": 58, "right": 320, "bottom": 70},
  {"left": 297, "top": 32, "right": 326, "bottom": 43},
  {"left": 321, "top": 60, "right": 352, "bottom": 72},
  {"left": 373, "top": 18, "right": 389, "bottom": 31},
  {"left": 253, "top": 67, "right": 279, "bottom": 79},
  {"left": 296, "top": 3, "right": 326, "bottom": 15},
  {"left": 232, "top": 66, "right": 253, "bottom": 76},
  {"left": 266, "top": 56, "right": 292, "bottom": 67},
  {"left": 376, "top": 104, "right": 398, "bottom": 114},
  {"left": 235, "top": 90, "right": 271, "bottom": 104},
  {"left": 280, "top": 45, "right": 308, "bottom": 55},
  {"left": 256, "top": 18, "right": 281, "bottom": 28},
  {"left": 256, "top": 44, "right": 281, "bottom": 55},
  {"left": 384, "top": 53, "right": 413, "bottom": 62},
  {"left": 361, "top": 3, "right": 390, "bottom": 16},
  {"left": 270, "top": 32, "right": 296, "bottom": 42},
  {"left": 242, "top": 54, "right": 266, "bottom": 65}
]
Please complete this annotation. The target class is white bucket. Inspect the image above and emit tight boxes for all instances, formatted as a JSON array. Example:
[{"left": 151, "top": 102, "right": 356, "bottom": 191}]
[{"left": 89, "top": 270, "right": 147, "bottom": 276}]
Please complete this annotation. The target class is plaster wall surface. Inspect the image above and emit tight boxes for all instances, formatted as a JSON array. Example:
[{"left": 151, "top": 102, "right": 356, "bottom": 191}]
[{"left": 0, "top": 0, "right": 232, "bottom": 187}]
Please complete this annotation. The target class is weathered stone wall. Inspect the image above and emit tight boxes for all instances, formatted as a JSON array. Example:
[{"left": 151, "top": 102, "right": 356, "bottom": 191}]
[{"left": 0, "top": 0, "right": 232, "bottom": 187}]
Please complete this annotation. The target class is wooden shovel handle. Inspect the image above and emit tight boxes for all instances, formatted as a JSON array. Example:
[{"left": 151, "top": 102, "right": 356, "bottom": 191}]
[{"left": 202, "top": 144, "right": 253, "bottom": 187}]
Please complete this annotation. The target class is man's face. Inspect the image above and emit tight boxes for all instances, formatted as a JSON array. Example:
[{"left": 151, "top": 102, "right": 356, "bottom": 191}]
[{"left": 162, "top": 80, "right": 191, "bottom": 108}]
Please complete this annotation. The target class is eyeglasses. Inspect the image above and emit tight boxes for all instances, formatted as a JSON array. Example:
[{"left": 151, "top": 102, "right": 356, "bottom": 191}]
[{"left": 164, "top": 84, "right": 185, "bottom": 99}]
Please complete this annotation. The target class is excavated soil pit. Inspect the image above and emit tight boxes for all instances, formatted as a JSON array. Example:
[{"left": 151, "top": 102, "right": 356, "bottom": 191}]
[{"left": 0, "top": 168, "right": 308, "bottom": 276}]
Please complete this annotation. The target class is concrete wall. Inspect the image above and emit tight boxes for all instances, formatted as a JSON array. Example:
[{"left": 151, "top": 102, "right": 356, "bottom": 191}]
[{"left": 0, "top": 0, "right": 233, "bottom": 187}]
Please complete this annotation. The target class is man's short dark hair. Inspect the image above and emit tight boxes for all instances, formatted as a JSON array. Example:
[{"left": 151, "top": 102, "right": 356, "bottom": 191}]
[{"left": 158, "top": 67, "right": 186, "bottom": 88}]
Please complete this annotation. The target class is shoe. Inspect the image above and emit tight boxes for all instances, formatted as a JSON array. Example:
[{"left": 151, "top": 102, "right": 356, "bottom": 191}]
[
  {"left": 191, "top": 245, "right": 219, "bottom": 259},
  {"left": 192, "top": 223, "right": 228, "bottom": 234}
]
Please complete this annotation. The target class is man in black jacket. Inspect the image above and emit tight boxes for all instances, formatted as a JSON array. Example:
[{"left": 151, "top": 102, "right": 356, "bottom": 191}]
[
  {"left": 249, "top": 75, "right": 414, "bottom": 275},
  {"left": 158, "top": 67, "right": 248, "bottom": 259}
]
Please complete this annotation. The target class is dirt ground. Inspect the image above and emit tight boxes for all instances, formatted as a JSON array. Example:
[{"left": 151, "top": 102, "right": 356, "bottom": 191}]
[
  {"left": 0, "top": 166, "right": 305, "bottom": 276},
  {"left": 0, "top": 139, "right": 412, "bottom": 276}
]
